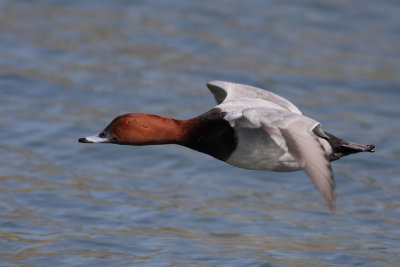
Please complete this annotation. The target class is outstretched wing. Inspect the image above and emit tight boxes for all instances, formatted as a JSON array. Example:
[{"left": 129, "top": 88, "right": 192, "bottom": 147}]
[
  {"left": 207, "top": 80, "right": 302, "bottom": 114},
  {"left": 240, "top": 108, "right": 336, "bottom": 212}
]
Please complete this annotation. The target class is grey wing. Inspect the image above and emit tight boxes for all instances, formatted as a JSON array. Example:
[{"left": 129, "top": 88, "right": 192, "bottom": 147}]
[
  {"left": 207, "top": 80, "right": 302, "bottom": 114},
  {"left": 279, "top": 124, "right": 335, "bottom": 212},
  {"left": 241, "top": 108, "right": 336, "bottom": 212}
]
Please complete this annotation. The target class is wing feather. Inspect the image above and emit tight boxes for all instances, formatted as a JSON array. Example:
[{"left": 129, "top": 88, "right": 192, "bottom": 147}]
[
  {"left": 207, "top": 81, "right": 302, "bottom": 114},
  {"left": 280, "top": 127, "right": 336, "bottom": 212},
  {"left": 240, "top": 108, "right": 336, "bottom": 212}
]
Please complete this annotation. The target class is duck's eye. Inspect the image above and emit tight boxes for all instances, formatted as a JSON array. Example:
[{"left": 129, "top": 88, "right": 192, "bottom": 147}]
[{"left": 123, "top": 120, "right": 129, "bottom": 126}]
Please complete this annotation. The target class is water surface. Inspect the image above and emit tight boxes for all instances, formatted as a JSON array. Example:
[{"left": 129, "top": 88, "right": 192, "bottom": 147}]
[{"left": 1, "top": 1, "right": 400, "bottom": 266}]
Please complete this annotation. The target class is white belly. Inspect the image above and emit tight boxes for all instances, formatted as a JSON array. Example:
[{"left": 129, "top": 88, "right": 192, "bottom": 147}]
[{"left": 226, "top": 127, "right": 302, "bottom": 172}]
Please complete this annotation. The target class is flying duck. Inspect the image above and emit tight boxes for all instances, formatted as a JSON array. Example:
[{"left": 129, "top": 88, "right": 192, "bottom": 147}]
[{"left": 79, "top": 81, "right": 375, "bottom": 211}]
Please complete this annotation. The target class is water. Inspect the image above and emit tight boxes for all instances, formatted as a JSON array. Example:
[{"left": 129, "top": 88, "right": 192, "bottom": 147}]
[{"left": 1, "top": 0, "right": 399, "bottom": 266}]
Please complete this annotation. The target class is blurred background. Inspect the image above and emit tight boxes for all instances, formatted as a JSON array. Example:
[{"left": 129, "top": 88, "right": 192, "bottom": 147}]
[{"left": 0, "top": 0, "right": 399, "bottom": 266}]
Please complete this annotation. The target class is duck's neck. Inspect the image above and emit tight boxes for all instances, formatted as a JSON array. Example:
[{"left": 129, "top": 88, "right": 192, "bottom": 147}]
[
  {"left": 178, "top": 109, "right": 237, "bottom": 161},
  {"left": 131, "top": 114, "right": 201, "bottom": 146},
  {"left": 127, "top": 114, "right": 189, "bottom": 145},
  {"left": 131, "top": 109, "right": 236, "bottom": 161}
]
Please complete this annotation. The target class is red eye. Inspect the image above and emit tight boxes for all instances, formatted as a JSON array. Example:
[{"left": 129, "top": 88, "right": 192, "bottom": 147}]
[{"left": 123, "top": 120, "right": 129, "bottom": 126}]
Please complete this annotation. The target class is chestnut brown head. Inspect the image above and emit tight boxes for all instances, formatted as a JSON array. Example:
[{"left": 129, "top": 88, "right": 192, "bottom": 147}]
[{"left": 79, "top": 113, "right": 181, "bottom": 146}]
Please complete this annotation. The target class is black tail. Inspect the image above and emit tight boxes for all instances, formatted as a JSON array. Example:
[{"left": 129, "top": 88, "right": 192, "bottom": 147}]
[{"left": 325, "top": 132, "right": 375, "bottom": 162}]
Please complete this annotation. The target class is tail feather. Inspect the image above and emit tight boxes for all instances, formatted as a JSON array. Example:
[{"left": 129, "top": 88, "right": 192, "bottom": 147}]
[
  {"left": 324, "top": 132, "right": 375, "bottom": 161},
  {"left": 341, "top": 142, "right": 375, "bottom": 153}
]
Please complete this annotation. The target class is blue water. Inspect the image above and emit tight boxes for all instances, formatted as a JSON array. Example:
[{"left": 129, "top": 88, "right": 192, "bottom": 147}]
[{"left": 1, "top": 1, "right": 399, "bottom": 266}]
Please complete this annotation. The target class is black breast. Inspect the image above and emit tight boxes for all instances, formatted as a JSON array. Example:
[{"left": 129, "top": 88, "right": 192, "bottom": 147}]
[{"left": 184, "top": 108, "right": 237, "bottom": 161}]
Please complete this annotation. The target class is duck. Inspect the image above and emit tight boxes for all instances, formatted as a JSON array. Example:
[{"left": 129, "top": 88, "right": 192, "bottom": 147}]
[{"left": 79, "top": 81, "right": 375, "bottom": 212}]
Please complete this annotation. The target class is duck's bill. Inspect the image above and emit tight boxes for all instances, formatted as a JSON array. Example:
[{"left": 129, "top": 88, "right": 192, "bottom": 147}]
[{"left": 79, "top": 134, "right": 111, "bottom": 144}]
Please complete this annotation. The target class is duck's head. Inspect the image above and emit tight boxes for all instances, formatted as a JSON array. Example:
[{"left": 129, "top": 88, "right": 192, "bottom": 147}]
[{"left": 79, "top": 113, "right": 177, "bottom": 146}]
